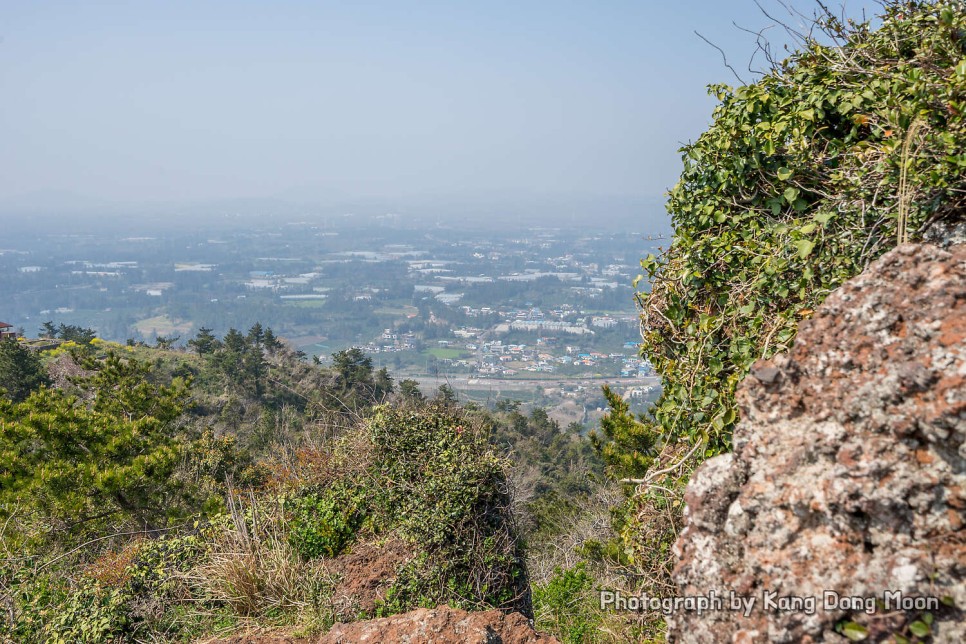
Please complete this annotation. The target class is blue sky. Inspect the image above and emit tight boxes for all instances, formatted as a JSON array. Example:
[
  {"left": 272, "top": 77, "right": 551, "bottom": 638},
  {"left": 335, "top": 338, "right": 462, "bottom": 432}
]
[{"left": 0, "top": 1, "right": 880, "bottom": 210}]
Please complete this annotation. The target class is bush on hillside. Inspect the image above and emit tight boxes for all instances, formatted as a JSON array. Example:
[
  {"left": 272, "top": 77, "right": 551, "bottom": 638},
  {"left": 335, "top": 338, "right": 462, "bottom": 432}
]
[
  {"left": 633, "top": 0, "right": 966, "bottom": 458},
  {"left": 287, "top": 403, "right": 529, "bottom": 616}
]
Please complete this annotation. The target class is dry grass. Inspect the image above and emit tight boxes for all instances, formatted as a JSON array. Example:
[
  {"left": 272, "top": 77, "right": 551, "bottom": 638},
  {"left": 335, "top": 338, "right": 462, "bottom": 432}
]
[
  {"left": 526, "top": 484, "right": 625, "bottom": 588},
  {"left": 177, "top": 493, "right": 334, "bottom": 627},
  {"left": 897, "top": 119, "right": 925, "bottom": 245},
  {"left": 83, "top": 538, "right": 146, "bottom": 587},
  {"left": 260, "top": 427, "right": 374, "bottom": 495},
  {"left": 623, "top": 440, "right": 694, "bottom": 598}
]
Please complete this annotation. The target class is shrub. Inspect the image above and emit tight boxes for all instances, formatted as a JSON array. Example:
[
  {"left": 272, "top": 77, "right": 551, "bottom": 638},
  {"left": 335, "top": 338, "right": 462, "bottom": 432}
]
[
  {"left": 533, "top": 563, "right": 601, "bottom": 644},
  {"left": 630, "top": 0, "right": 966, "bottom": 459},
  {"left": 365, "top": 405, "right": 528, "bottom": 614},
  {"left": 287, "top": 480, "right": 368, "bottom": 559},
  {"left": 38, "top": 583, "right": 131, "bottom": 644}
]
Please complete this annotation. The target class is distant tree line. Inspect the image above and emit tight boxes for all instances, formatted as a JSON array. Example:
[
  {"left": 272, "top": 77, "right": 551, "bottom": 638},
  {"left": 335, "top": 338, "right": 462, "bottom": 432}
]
[{"left": 38, "top": 321, "right": 98, "bottom": 344}]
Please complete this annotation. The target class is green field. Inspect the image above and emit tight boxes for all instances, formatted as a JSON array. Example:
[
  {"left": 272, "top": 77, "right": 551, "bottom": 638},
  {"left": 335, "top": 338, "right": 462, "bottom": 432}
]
[
  {"left": 133, "top": 315, "right": 193, "bottom": 336},
  {"left": 374, "top": 304, "right": 419, "bottom": 317},
  {"left": 424, "top": 347, "right": 470, "bottom": 360},
  {"left": 284, "top": 299, "right": 329, "bottom": 308}
]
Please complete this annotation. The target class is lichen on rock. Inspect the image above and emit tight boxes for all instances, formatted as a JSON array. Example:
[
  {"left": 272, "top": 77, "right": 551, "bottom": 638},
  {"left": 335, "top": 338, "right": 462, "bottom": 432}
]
[
  {"left": 320, "top": 606, "right": 559, "bottom": 644},
  {"left": 670, "top": 243, "right": 966, "bottom": 642}
]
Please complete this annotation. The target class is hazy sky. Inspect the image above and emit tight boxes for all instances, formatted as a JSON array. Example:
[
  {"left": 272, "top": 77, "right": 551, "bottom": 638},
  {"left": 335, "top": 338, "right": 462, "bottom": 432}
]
[{"left": 0, "top": 1, "right": 879, "bottom": 209}]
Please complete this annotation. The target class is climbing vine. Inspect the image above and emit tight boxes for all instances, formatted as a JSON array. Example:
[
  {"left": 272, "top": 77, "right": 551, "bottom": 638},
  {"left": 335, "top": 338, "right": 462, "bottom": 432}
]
[{"left": 636, "top": 1, "right": 966, "bottom": 456}]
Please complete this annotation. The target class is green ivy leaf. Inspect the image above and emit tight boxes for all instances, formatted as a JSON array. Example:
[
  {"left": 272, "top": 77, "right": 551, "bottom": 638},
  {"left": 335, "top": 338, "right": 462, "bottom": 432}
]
[
  {"left": 909, "top": 620, "right": 930, "bottom": 638},
  {"left": 841, "top": 622, "right": 868, "bottom": 641},
  {"left": 793, "top": 239, "right": 816, "bottom": 259}
]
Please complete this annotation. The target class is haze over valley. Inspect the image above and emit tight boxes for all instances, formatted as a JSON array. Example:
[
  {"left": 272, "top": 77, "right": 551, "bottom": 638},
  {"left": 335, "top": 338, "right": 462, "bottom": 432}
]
[{"left": 2, "top": 214, "right": 666, "bottom": 423}]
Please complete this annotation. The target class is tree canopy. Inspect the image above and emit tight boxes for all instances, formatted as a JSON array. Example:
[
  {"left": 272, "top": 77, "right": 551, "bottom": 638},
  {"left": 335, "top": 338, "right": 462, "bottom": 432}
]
[
  {"left": 0, "top": 352, "right": 192, "bottom": 549},
  {"left": 0, "top": 338, "right": 49, "bottom": 402}
]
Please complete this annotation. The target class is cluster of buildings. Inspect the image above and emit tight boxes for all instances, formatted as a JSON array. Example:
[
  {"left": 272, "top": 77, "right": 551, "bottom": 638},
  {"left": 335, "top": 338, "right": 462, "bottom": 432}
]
[
  {"left": 427, "top": 338, "right": 654, "bottom": 379},
  {"left": 357, "top": 329, "right": 418, "bottom": 355}
]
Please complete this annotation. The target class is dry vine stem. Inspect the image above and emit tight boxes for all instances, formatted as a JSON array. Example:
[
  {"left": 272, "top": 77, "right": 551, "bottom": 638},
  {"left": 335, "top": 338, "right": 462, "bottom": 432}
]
[
  {"left": 620, "top": 439, "right": 706, "bottom": 487},
  {"left": 897, "top": 119, "right": 924, "bottom": 245}
]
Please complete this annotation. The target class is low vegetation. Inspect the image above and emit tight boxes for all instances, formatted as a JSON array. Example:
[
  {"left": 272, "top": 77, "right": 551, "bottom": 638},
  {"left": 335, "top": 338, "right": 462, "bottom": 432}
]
[{"left": 0, "top": 326, "right": 612, "bottom": 641}]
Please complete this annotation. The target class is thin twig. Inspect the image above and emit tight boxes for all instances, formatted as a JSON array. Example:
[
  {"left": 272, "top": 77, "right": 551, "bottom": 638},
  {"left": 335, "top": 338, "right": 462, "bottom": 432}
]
[
  {"left": 36, "top": 520, "right": 193, "bottom": 572},
  {"left": 620, "top": 439, "right": 705, "bottom": 485},
  {"left": 695, "top": 31, "right": 747, "bottom": 85}
]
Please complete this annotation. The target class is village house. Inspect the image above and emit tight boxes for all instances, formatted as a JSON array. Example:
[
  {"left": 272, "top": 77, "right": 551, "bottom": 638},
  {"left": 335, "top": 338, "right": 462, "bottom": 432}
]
[{"left": 0, "top": 322, "right": 18, "bottom": 340}]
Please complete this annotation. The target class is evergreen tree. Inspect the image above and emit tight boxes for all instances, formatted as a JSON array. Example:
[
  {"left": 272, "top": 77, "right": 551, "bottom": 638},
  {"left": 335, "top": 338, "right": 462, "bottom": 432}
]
[
  {"left": 222, "top": 328, "right": 247, "bottom": 353},
  {"left": 57, "top": 323, "right": 96, "bottom": 344},
  {"left": 263, "top": 326, "right": 282, "bottom": 353},
  {"left": 39, "top": 320, "right": 57, "bottom": 338},
  {"left": 0, "top": 339, "right": 50, "bottom": 402},
  {"left": 0, "top": 352, "right": 191, "bottom": 544},
  {"left": 374, "top": 366, "right": 395, "bottom": 399},
  {"left": 154, "top": 334, "right": 179, "bottom": 350},
  {"left": 399, "top": 379, "right": 425, "bottom": 402},
  {"left": 332, "top": 348, "right": 373, "bottom": 390},
  {"left": 247, "top": 322, "right": 265, "bottom": 348},
  {"left": 188, "top": 326, "right": 220, "bottom": 355},
  {"left": 435, "top": 383, "right": 458, "bottom": 403},
  {"left": 589, "top": 385, "right": 657, "bottom": 478}
]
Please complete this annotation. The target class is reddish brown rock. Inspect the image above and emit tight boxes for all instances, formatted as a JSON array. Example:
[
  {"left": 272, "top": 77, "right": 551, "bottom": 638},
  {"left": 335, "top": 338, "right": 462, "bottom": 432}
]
[
  {"left": 323, "top": 538, "right": 412, "bottom": 619},
  {"left": 320, "top": 606, "right": 558, "bottom": 643},
  {"left": 669, "top": 243, "right": 966, "bottom": 642},
  {"left": 208, "top": 636, "right": 308, "bottom": 644}
]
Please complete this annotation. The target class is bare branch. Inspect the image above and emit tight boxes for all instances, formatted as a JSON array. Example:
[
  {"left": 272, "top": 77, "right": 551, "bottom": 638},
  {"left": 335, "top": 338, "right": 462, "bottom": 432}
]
[
  {"left": 732, "top": 21, "right": 779, "bottom": 74},
  {"left": 694, "top": 31, "right": 747, "bottom": 85},
  {"left": 755, "top": 0, "right": 809, "bottom": 44}
]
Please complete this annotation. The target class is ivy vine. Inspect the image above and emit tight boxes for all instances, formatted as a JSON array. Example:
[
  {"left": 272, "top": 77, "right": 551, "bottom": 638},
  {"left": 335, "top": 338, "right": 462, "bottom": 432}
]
[{"left": 635, "top": 0, "right": 966, "bottom": 456}]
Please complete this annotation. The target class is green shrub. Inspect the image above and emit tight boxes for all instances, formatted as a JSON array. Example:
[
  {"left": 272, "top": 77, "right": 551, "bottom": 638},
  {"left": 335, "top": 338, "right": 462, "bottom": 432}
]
[
  {"left": 533, "top": 564, "right": 602, "bottom": 644},
  {"left": 626, "top": 0, "right": 966, "bottom": 460},
  {"left": 365, "top": 405, "right": 528, "bottom": 614},
  {"left": 39, "top": 582, "right": 131, "bottom": 644},
  {"left": 127, "top": 529, "right": 210, "bottom": 595},
  {"left": 286, "top": 480, "right": 368, "bottom": 559},
  {"left": 1, "top": 566, "right": 133, "bottom": 643}
]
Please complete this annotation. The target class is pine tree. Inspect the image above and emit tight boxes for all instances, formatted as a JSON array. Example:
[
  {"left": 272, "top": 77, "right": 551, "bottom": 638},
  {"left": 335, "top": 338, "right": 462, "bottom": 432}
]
[
  {"left": 0, "top": 338, "right": 49, "bottom": 402},
  {"left": 589, "top": 385, "right": 657, "bottom": 478},
  {"left": 399, "top": 379, "right": 425, "bottom": 402},
  {"left": 0, "top": 351, "right": 192, "bottom": 545},
  {"left": 188, "top": 326, "right": 220, "bottom": 355}
]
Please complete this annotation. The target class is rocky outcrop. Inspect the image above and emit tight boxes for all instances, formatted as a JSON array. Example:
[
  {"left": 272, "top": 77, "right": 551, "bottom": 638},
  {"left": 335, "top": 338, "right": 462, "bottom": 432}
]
[
  {"left": 669, "top": 243, "right": 966, "bottom": 642},
  {"left": 209, "top": 607, "right": 555, "bottom": 643},
  {"left": 320, "top": 606, "right": 559, "bottom": 643},
  {"left": 322, "top": 538, "right": 412, "bottom": 619}
]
